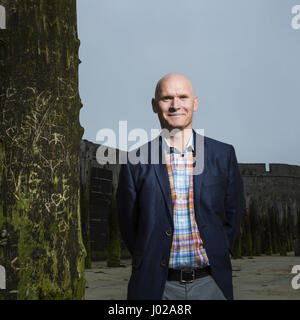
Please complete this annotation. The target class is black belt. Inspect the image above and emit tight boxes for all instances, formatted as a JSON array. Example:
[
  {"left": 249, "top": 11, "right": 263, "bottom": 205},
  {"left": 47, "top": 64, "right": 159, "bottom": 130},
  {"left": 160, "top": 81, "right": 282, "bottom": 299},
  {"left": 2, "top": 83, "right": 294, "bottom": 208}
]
[{"left": 167, "top": 266, "right": 211, "bottom": 283}]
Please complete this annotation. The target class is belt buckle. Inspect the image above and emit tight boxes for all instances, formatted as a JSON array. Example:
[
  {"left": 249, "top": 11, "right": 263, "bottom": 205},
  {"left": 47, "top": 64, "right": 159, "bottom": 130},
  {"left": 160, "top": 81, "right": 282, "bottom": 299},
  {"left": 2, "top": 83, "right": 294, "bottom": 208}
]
[{"left": 180, "top": 268, "right": 195, "bottom": 284}]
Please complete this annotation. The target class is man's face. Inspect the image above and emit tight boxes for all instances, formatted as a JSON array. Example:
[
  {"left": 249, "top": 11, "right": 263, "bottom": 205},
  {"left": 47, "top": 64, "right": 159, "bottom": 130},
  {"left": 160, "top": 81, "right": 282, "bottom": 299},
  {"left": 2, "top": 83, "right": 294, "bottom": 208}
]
[{"left": 152, "top": 74, "right": 198, "bottom": 131}]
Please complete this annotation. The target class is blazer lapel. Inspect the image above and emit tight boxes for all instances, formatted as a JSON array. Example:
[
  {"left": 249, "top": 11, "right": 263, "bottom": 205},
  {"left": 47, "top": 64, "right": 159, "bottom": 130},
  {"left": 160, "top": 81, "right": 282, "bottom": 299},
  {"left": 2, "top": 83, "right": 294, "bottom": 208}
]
[
  {"left": 152, "top": 136, "right": 173, "bottom": 223},
  {"left": 192, "top": 130, "right": 206, "bottom": 229},
  {"left": 154, "top": 163, "right": 173, "bottom": 219}
]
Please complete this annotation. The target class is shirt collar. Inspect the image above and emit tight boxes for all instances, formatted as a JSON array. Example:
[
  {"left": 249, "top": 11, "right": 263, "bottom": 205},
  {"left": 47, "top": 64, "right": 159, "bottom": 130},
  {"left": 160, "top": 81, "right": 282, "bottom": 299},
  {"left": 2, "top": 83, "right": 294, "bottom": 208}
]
[{"left": 161, "top": 131, "right": 194, "bottom": 154}]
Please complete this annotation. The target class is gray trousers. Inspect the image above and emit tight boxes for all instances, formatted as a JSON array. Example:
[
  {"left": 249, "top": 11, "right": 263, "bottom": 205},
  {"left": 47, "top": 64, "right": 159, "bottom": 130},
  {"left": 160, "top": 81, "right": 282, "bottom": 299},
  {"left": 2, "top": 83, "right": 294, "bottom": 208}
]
[{"left": 162, "top": 275, "right": 227, "bottom": 300}]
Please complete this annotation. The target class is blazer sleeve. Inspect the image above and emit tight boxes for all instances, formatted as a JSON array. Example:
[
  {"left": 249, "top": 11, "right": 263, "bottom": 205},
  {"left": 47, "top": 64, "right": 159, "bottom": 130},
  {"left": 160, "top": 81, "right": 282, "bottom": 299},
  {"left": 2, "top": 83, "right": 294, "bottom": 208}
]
[
  {"left": 116, "top": 163, "right": 138, "bottom": 256},
  {"left": 224, "top": 145, "right": 245, "bottom": 253}
]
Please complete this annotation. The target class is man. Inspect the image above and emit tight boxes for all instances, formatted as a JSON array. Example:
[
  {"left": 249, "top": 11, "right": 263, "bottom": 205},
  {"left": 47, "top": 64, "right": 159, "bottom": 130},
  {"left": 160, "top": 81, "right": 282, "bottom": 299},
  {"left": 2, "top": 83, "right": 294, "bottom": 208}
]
[{"left": 117, "top": 73, "right": 244, "bottom": 300}]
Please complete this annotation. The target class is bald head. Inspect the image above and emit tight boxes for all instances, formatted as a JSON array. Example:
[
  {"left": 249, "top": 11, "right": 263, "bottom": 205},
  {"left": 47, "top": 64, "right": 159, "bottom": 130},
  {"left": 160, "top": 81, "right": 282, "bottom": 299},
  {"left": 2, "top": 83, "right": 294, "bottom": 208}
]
[
  {"left": 152, "top": 72, "right": 198, "bottom": 131},
  {"left": 154, "top": 73, "right": 195, "bottom": 100}
]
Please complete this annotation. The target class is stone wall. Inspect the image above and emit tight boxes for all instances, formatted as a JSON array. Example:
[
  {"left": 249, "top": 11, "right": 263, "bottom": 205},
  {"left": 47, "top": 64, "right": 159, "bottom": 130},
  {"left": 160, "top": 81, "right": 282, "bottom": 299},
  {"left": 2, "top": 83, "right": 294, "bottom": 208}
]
[
  {"left": 235, "top": 163, "right": 300, "bottom": 257},
  {"left": 80, "top": 140, "right": 129, "bottom": 265}
]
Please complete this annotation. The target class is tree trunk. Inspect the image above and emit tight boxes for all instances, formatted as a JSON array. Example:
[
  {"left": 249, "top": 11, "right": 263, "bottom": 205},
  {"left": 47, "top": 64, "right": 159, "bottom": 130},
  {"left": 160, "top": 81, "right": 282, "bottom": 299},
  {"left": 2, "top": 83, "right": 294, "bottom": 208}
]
[
  {"left": 79, "top": 140, "right": 92, "bottom": 269},
  {"left": 0, "top": 0, "right": 86, "bottom": 299}
]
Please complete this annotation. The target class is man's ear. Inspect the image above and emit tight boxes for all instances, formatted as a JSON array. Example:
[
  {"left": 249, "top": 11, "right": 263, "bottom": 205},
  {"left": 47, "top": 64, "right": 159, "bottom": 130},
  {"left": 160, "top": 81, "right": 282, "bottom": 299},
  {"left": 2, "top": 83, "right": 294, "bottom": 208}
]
[
  {"left": 193, "top": 96, "right": 199, "bottom": 111},
  {"left": 152, "top": 98, "right": 158, "bottom": 113}
]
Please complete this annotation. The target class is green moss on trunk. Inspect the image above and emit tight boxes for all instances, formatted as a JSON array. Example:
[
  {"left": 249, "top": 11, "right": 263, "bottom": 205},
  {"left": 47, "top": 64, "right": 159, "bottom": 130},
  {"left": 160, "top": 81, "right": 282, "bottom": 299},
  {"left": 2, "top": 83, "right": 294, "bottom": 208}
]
[
  {"left": 0, "top": 0, "right": 86, "bottom": 299},
  {"left": 80, "top": 183, "right": 91, "bottom": 269}
]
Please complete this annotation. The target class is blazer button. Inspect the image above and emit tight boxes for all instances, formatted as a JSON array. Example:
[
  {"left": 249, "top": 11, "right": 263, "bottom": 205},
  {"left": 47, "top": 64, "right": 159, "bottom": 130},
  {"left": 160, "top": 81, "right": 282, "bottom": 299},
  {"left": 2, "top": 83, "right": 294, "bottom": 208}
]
[
  {"left": 165, "top": 230, "right": 172, "bottom": 236},
  {"left": 161, "top": 259, "right": 167, "bottom": 267}
]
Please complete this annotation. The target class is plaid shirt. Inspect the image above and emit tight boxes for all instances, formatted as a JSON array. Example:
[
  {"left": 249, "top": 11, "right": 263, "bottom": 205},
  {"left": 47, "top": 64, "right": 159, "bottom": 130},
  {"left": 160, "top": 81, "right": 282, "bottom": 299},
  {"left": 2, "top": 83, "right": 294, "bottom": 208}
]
[{"left": 162, "top": 134, "right": 209, "bottom": 269}]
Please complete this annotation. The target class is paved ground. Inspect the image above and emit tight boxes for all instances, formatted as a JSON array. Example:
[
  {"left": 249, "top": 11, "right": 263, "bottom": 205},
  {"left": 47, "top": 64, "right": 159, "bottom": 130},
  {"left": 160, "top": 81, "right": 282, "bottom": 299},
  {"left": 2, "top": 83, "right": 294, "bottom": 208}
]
[{"left": 85, "top": 252, "right": 300, "bottom": 300}]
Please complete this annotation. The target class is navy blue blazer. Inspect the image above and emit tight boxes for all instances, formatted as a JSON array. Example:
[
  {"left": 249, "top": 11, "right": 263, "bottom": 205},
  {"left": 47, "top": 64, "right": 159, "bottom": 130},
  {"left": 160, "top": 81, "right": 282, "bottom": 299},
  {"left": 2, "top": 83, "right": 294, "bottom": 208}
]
[{"left": 117, "top": 130, "right": 245, "bottom": 300}]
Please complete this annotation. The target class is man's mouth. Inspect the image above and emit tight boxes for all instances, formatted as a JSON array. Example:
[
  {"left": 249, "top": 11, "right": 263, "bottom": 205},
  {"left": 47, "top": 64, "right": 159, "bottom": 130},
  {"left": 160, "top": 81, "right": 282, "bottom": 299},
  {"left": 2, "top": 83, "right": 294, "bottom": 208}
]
[{"left": 168, "top": 114, "right": 185, "bottom": 117}]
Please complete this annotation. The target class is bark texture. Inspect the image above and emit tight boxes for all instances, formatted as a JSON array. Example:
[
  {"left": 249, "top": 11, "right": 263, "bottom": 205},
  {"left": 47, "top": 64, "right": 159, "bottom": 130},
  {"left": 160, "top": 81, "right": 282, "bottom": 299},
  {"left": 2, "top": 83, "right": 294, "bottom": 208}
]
[{"left": 0, "top": 0, "right": 86, "bottom": 299}]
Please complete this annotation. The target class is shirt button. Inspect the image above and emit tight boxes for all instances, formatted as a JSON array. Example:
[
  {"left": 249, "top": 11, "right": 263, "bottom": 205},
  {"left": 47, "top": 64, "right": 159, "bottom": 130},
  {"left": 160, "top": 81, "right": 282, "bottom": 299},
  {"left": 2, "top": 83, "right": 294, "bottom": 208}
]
[{"left": 165, "top": 230, "right": 172, "bottom": 236}]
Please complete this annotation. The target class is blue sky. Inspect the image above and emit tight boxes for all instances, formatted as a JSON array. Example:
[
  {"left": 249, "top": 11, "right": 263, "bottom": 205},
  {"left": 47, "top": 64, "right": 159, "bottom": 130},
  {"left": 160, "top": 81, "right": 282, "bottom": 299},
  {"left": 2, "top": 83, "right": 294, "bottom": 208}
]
[{"left": 77, "top": 0, "right": 300, "bottom": 165}]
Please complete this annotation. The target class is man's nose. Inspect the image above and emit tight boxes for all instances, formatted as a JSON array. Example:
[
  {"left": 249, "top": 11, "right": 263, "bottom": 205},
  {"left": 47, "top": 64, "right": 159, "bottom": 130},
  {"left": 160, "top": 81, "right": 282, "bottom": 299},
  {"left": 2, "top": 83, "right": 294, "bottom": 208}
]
[{"left": 171, "top": 97, "right": 180, "bottom": 109}]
